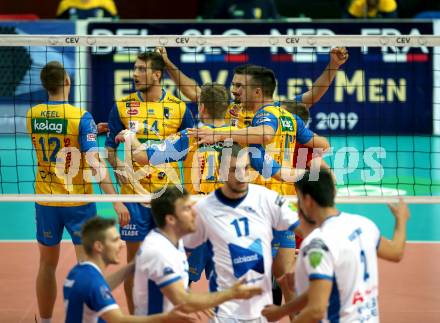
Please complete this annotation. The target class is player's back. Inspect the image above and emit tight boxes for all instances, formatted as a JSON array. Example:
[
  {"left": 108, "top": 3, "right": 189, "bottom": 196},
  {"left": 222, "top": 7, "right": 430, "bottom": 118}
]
[
  {"left": 252, "top": 105, "right": 309, "bottom": 195},
  {"left": 64, "top": 262, "right": 117, "bottom": 323},
  {"left": 26, "top": 102, "right": 97, "bottom": 206},
  {"left": 297, "top": 212, "right": 381, "bottom": 323},
  {"left": 183, "top": 124, "right": 237, "bottom": 194},
  {"left": 145, "top": 124, "right": 237, "bottom": 194}
]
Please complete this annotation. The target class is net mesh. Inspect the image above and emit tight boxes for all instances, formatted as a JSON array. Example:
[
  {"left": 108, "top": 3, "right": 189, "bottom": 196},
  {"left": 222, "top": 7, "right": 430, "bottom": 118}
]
[{"left": 0, "top": 35, "right": 439, "bottom": 204}]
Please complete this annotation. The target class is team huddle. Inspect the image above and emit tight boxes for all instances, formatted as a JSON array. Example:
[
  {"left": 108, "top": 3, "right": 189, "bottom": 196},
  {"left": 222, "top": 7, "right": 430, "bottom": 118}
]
[{"left": 27, "top": 48, "right": 410, "bottom": 323}]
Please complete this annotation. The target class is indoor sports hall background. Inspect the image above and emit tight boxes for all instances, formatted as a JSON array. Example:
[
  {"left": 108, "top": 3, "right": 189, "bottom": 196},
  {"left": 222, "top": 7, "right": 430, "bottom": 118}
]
[{"left": 0, "top": 5, "right": 440, "bottom": 323}]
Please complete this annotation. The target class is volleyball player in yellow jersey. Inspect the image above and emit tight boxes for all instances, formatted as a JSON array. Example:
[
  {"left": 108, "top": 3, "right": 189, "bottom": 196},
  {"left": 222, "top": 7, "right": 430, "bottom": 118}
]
[
  {"left": 26, "top": 61, "right": 129, "bottom": 323},
  {"left": 190, "top": 65, "right": 330, "bottom": 195},
  {"left": 105, "top": 51, "right": 194, "bottom": 313},
  {"left": 158, "top": 47, "right": 348, "bottom": 129},
  {"left": 116, "top": 83, "right": 282, "bottom": 195}
]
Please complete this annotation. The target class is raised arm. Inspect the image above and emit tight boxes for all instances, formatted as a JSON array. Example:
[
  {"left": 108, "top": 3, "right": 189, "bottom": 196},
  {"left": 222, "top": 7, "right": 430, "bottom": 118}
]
[
  {"left": 377, "top": 199, "right": 410, "bottom": 262},
  {"left": 301, "top": 47, "right": 348, "bottom": 109},
  {"left": 157, "top": 47, "right": 201, "bottom": 102}
]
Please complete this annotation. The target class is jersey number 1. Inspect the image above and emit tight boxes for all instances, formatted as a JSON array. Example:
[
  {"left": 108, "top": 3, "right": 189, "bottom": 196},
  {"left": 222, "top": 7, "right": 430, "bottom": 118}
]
[{"left": 360, "top": 249, "right": 370, "bottom": 282}]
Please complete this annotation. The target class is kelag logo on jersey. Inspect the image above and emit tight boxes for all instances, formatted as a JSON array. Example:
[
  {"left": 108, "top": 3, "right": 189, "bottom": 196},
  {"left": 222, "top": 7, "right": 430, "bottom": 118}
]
[
  {"left": 228, "top": 239, "right": 264, "bottom": 278},
  {"left": 31, "top": 118, "right": 67, "bottom": 134}
]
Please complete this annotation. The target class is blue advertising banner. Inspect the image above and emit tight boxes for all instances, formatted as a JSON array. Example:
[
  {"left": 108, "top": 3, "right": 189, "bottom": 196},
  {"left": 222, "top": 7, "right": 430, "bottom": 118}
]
[
  {"left": 0, "top": 21, "right": 75, "bottom": 134},
  {"left": 87, "top": 21, "right": 433, "bottom": 135}
]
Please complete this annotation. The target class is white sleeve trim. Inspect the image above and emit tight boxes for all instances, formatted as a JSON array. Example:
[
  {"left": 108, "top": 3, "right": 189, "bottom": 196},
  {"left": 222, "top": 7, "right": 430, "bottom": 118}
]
[{"left": 97, "top": 304, "right": 119, "bottom": 317}]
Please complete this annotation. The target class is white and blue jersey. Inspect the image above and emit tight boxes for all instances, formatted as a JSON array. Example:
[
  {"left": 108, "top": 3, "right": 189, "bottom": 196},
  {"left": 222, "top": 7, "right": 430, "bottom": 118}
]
[
  {"left": 63, "top": 262, "right": 118, "bottom": 323},
  {"left": 184, "top": 184, "right": 299, "bottom": 320},
  {"left": 133, "top": 229, "right": 189, "bottom": 315},
  {"left": 296, "top": 212, "right": 381, "bottom": 323}
]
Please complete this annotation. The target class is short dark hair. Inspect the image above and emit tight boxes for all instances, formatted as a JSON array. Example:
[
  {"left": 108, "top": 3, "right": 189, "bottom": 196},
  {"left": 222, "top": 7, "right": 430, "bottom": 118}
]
[
  {"left": 200, "top": 83, "right": 229, "bottom": 119},
  {"left": 137, "top": 51, "right": 165, "bottom": 79},
  {"left": 294, "top": 169, "right": 335, "bottom": 207},
  {"left": 81, "top": 217, "right": 116, "bottom": 256},
  {"left": 281, "top": 100, "right": 310, "bottom": 123},
  {"left": 40, "top": 61, "right": 67, "bottom": 94},
  {"left": 234, "top": 64, "right": 276, "bottom": 98},
  {"left": 217, "top": 142, "right": 244, "bottom": 164},
  {"left": 151, "top": 186, "right": 189, "bottom": 228}
]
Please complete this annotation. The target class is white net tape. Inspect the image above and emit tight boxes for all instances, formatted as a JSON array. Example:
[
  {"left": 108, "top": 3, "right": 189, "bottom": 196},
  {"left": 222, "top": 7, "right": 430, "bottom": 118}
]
[
  {"left": 0, "top": 34, "right": 439, "bottom": 47},
  {"left": 1, "top": 34, "right": 439, "bottom": 204}
]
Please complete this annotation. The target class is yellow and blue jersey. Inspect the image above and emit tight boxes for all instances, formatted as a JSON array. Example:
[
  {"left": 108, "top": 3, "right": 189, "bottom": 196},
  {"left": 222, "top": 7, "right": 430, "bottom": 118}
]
[
  {"left": 251, "top": 104, "right": 313, "bottom": 195},
  {"left": 144, "top": 125, "right": 281, "bottom": 194},
  {"left": 105, "top": 90, "right": 194, "bottom": 194},
  {"left": 347, "top": 0, "right": 397, "bottom": 18},
  {"left": 26, "top": 101, "right": 98, "bottom": 206},
  {"left": 225, "top": 94, "right": 304, "bottom": 129},
  {"left": 224, "top": 102, "right": 254, "bottom": 129}
]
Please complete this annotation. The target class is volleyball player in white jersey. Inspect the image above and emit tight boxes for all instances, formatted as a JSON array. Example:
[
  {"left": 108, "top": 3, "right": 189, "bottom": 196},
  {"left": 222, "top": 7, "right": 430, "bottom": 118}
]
[
  {"left": 64, "top": 217, "right": 196, "bottom": 323},
  {"left": 183, "top": 143, "right": 301, "bottom": 323},
  {"left": 262, "top": 170, "right": 410, "bottom": 323},
  {"left": 133, "top": 186, "right": 262, "bottom": 316}
]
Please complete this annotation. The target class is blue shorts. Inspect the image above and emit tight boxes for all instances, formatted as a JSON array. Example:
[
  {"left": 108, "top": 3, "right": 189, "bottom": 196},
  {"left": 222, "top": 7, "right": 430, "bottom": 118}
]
[
  {"left": 187, "top": 242, "right": 214, "bottom": 282},
  {"left": 35, "top": 203, "right": 97, "bottom": 246},
  {"left": 187, "top": 244, "right": 209, "bottom": 282},
  {"left": 120, "top": 203, "right": 155, "bottom": 242},
  {"left": 271, "top": 229, "right": 296, "bottom": 258}
]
